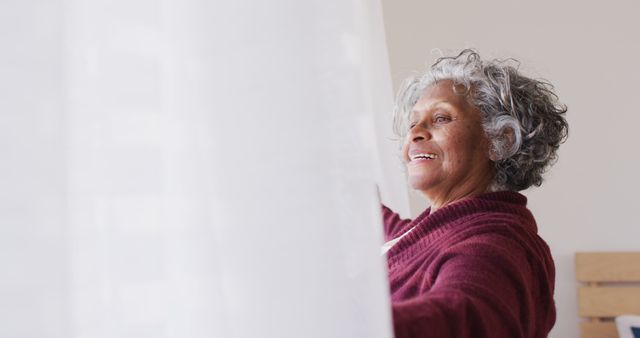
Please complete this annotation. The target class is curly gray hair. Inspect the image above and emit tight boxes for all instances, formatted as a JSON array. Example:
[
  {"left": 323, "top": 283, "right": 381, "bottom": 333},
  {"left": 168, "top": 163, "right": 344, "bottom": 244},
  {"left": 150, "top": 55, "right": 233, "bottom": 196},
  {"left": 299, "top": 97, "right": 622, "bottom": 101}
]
[{"left": 394, "top": 49, "right": 568, "bottom": 191}]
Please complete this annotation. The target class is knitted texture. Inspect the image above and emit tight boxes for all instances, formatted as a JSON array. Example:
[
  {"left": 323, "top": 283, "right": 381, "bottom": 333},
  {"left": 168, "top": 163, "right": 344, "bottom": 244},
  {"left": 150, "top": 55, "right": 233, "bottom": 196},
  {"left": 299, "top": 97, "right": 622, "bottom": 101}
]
[{"left": 382, "top": 191, "right": 555, "bottom": 338}]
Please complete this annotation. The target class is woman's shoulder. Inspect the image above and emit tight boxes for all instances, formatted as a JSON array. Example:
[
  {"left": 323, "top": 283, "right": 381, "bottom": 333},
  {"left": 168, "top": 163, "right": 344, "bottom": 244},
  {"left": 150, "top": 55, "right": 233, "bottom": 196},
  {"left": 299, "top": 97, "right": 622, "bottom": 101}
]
[{"left": 443, "top": 191, "right": 537, "bottom": 231}]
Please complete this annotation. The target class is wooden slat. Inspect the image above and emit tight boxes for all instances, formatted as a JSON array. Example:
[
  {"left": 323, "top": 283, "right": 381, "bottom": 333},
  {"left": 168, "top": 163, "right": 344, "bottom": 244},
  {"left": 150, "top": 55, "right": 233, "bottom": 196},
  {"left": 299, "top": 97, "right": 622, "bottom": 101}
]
[
  {"left": 580, "top": 321, "right": 618, "bottom": 338},
  {"left": 578, "top": 286, "right": 640, "bottom": 317},
  {"left": 576, "top": 252, "right": 640, "bottom": 282}
]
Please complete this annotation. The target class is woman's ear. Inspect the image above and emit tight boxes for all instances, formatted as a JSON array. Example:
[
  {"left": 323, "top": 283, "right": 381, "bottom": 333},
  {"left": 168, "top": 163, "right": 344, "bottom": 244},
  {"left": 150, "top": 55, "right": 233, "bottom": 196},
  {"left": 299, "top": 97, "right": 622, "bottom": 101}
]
[
  {"left": 489, "top": 147, "right": 499, "bottom": 162},
  {"left": 489, "top": 127, "right": 516, "bottom": 162},
  {"left": 503, "top": 127, "right": 516, "bottom": 157}
]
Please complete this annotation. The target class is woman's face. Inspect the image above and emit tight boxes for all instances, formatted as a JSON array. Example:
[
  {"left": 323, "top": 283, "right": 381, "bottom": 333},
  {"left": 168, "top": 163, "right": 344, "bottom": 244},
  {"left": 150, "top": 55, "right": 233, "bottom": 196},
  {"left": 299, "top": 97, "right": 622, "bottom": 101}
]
[{"left": 402, "top": 80, "right": 495, "bottom": 208}]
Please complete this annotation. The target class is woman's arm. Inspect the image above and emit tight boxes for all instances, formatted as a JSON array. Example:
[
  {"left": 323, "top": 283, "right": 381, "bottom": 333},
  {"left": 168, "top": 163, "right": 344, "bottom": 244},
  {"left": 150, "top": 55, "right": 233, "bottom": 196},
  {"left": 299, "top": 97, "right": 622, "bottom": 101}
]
[{"left": 381, "top": 205, "right": 413, "bottom": 241}]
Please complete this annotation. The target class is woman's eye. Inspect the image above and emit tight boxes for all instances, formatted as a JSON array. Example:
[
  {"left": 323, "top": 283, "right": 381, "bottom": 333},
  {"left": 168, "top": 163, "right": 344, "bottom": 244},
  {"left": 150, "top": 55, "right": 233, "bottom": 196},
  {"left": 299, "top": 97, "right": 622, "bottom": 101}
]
[{"left": 434, "top": 115, "right": 450, "bottom": 124}]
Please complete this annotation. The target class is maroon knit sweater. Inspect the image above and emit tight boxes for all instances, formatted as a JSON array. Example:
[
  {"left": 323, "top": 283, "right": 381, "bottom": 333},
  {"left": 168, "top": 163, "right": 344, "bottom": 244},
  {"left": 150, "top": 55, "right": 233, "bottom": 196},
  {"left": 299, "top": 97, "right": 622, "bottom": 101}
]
[{"left": 383, "top": 191, "right": 555, "bottom": 338}]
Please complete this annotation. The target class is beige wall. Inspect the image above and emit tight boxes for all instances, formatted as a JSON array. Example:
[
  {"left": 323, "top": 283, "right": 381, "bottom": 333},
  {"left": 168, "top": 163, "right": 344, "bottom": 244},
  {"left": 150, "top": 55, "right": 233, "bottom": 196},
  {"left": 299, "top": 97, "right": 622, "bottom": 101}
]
[{"left": 380, "top": 1, "right": 640, "bottom": 337}]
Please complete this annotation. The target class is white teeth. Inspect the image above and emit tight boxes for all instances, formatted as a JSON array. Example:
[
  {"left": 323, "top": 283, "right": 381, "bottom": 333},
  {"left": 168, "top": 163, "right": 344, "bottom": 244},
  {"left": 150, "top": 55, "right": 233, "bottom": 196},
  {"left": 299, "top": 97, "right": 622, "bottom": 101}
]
[{"left": 411, "top": 153, "right": 437, "bottom": 161}]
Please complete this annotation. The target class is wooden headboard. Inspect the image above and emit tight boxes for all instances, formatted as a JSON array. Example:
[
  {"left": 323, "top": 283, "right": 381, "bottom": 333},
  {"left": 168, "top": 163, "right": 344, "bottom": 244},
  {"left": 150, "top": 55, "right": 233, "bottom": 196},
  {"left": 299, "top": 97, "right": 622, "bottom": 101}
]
[{"left": 576, "top": 252, "right": 640, "bottom": 338}]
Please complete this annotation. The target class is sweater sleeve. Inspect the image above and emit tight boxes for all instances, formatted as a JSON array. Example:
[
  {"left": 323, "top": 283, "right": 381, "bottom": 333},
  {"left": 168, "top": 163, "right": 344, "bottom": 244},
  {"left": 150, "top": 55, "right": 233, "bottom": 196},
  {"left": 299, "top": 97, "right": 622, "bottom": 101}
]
[
  {"left": 381, "top": 205, "right": 413, "bottom": 241},
  {"left": 391, "top": 231, "right": 555, "bottom": 338}
]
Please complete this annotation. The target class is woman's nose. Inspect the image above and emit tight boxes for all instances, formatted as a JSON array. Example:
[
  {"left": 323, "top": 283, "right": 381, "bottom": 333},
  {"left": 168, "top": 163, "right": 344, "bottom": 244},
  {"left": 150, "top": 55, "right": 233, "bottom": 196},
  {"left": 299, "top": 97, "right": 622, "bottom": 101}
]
[{"left": 409, "top": 124, "right": 431, "bottom": 142}]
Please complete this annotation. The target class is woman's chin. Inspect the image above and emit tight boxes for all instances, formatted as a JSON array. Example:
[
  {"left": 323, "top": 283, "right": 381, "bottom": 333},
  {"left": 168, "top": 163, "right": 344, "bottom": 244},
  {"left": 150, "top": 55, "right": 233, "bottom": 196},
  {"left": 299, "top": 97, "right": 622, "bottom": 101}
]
[{"left": 408, "top": 177, "right": 436, "bottom": 194}]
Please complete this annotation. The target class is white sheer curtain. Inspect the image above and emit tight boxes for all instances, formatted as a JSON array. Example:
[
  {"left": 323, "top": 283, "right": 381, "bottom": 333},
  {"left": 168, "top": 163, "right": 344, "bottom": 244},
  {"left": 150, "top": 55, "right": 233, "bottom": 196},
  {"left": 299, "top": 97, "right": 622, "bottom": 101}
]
[{"left": 1, "top": 1, "right": 403, "bottom": 337}]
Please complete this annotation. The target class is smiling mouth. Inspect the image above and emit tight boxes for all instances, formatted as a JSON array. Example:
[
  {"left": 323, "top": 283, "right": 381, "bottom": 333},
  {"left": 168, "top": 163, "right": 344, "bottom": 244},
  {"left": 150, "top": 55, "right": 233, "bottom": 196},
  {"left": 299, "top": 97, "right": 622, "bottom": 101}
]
[{"left": 410, "top": 153, "right": 438, "bottom": 162}]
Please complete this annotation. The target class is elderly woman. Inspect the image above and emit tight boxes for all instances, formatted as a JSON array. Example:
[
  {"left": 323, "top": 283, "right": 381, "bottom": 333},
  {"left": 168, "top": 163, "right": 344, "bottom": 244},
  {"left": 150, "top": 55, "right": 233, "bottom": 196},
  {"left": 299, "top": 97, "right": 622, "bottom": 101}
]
[{"left": 382, "top": 50, "right": 568, "bottom": 338}]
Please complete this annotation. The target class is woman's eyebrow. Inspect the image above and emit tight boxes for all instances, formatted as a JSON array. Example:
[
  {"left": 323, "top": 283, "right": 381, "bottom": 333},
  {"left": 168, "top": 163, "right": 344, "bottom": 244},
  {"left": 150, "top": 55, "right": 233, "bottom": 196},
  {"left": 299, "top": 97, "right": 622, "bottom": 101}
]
[{"left": 411, "top": 100, "right": 453, "bottom": 115}]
